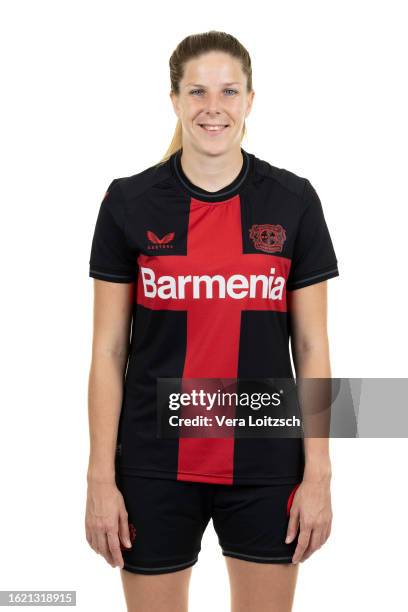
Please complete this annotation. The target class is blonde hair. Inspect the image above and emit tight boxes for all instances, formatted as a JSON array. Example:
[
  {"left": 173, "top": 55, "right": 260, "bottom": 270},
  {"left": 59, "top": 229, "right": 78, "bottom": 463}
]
[{"left": 157, "top": 30, "right": 253, "bottom": 165}]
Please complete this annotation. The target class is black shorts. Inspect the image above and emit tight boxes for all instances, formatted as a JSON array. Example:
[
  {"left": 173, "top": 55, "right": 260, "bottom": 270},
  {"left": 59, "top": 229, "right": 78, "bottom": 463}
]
[{"left": 115, "top": 472, "right": 301, "bottom": 575}]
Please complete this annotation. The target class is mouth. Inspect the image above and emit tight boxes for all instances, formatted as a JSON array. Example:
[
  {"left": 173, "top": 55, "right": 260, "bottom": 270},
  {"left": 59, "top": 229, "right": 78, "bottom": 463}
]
[{"left": 198, "top": 123, "right": 230, "bottom": 134}]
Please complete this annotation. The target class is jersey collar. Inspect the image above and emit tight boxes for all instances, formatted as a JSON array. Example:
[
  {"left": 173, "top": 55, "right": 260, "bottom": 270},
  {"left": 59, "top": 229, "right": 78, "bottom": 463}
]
[{"left": 170, "top": 147, "right": 252, "bottom": 203}]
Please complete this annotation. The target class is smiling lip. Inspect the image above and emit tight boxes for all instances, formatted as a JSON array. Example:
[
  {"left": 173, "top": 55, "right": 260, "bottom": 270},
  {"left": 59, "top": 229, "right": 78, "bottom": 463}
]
[{"left": 198, "top": 124, "right": 229, "bottom": 134}]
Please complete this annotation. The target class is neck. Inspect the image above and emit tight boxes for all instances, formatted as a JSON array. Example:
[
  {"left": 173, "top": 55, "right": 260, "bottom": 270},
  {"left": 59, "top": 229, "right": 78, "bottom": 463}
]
[{"left": 179, "top": 144, "right": 244, "bottom": 193}]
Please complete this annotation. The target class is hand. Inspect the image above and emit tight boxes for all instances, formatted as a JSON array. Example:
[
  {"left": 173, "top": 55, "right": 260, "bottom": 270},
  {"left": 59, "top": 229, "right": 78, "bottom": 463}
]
[
  {"left": 285, "top": 476, "right": 332, "bottom": 564},
  {"left": 85, "top": 480, "right": 133, "bottom": 568}
]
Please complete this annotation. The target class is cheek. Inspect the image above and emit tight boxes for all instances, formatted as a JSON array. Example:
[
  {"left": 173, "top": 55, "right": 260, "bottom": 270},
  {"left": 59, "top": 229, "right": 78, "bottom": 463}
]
[
  {"left": 229, "top": 101, "right": 246, "bottom": 118},
  {"left": 185, "top": 103, "right": 203, "bottom": 120}
]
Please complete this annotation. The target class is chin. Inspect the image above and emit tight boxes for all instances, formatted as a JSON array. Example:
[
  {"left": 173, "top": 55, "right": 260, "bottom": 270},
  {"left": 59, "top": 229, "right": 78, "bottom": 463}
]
[{"left": 198, "top": 134, "right": 234, "bottom": 147}]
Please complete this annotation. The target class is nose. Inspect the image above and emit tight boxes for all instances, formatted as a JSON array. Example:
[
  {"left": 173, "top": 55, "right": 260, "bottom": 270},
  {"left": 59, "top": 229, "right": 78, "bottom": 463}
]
[{"left": 203, "top": 91, "right": 223, "bottom": 114}]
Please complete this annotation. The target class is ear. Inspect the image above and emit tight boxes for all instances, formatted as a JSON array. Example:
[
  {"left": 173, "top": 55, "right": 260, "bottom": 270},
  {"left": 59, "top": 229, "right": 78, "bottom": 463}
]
[
  {"left": 245, "top": 90, "right": 255, "bottom": 117},
  {"left": 169, "top": 90, "right": 180, "bottom": 119}
]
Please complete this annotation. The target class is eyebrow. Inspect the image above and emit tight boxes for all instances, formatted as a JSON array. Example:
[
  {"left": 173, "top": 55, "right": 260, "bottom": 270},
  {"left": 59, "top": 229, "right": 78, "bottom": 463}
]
[{"left": 184, "top": 82, "right": 241, "bottom": 88}]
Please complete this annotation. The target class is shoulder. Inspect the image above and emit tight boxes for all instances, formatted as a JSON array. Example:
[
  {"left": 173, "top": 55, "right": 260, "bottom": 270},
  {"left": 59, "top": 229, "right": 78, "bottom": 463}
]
[
  {"left": 112, "top": 158, "right": 172, "bottom": 201},
  {"left": 252, "top": 153, "right": 308, "bottom": 200}
]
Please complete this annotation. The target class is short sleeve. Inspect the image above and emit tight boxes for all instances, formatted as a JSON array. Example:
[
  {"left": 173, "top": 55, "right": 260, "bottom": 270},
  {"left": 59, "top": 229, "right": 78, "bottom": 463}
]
[
  {"left": 89, "top": 179, "right": 137, "bottom": 283},
  {"left": 287, "top": 178, "right": 339, "bottom": 291}
]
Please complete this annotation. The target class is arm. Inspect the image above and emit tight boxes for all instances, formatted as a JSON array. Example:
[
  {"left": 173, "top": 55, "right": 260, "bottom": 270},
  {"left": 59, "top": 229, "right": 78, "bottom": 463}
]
[
  {"left": 288, "top": 280, "right": 332, "bottom": 482},
  {"left": 285, "top": 281, "right": 333, "bottom": 563},
  {"left": 85, "top": 279, "right": 134, "bottom": 568},
  {"left": 87, "top": 279, "right": 133, "bottom": 483}
]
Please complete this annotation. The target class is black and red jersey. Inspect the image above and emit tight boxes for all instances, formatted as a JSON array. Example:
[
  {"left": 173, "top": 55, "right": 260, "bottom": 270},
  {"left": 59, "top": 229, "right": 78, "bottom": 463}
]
[{"left": 89, "top": 148, "right": 339, "bottom": 485}]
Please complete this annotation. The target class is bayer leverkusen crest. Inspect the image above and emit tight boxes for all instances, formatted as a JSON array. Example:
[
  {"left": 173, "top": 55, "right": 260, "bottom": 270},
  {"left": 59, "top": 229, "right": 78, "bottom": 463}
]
[{"left": 249, "top": 224, "right": 287, "bottom": 254}]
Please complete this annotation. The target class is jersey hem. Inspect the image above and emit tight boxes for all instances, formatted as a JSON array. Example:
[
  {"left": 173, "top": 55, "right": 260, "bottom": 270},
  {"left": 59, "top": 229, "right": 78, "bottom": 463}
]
[
  {"left": 89, "top": 268, "right": 136, "bottom": 283},
  {"left": 117, "top": 465, "right": 304, "bottom": 485},
  {"left": 287, "top": 264, "right": 339, "bottom": 291}
]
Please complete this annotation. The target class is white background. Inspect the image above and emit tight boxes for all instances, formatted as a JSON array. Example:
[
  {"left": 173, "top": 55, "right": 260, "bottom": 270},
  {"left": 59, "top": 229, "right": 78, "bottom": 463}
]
[{"left": 1, "top": 0, "right": 407, "bottom": 610}]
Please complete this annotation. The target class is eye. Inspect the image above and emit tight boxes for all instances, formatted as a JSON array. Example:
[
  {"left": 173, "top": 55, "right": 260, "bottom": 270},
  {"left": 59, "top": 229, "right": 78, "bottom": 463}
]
[{"left": 189, "top": 88, "right": 238, "bottom": 96}]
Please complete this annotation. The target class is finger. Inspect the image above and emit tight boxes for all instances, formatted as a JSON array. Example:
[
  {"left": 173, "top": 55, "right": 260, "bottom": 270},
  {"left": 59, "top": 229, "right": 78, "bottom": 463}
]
[
  {"left": 320, "top": 525, "right": 330, "bottom": 547},
  {"left": 291, "top": 528, "right": 311, "bottom": 564},
  {"left": 300, "top": 528, "right": 322, "bottom": 562},
  {"left": 292, "top": 530, "right": 311, "bottom": 564},
  {"left": 85, "top": 528, "right": 92, "bottom": 547},
  {"left": 89, "top": 532, "right": 96, "bottom": 552},
  {"left": 118, "top": 512, "right": 132, "bottom": 549},
  {"left": 107, "top": 531, "right": 125, "bottom": 568},
  {"left": 96, "top": 531, "right": 115, "bottom": 567},
  {"left": 95, "top": 530, "right": 106, "bottom": 555},
  {"left": 285, "top": 509, "right": 300, "bottom": 544},
  {"left": 91, "top": 531, "right": 101, "bottom": 555}
]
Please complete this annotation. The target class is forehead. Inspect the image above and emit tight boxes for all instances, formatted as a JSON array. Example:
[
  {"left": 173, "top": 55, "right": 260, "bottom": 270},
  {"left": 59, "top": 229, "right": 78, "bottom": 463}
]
[{"left": 182, "top": 51, "right": 245, "bottom": 86}]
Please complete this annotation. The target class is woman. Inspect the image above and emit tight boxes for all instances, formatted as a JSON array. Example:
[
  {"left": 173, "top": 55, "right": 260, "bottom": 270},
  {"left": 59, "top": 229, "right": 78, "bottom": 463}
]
[{"left": 86, "top": 31, "right": 338, "bottom": 612}]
